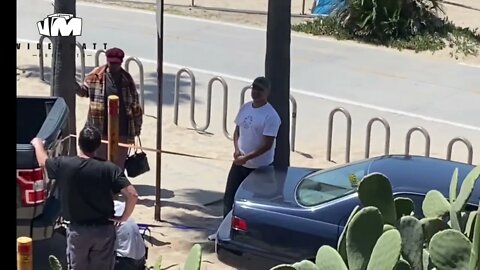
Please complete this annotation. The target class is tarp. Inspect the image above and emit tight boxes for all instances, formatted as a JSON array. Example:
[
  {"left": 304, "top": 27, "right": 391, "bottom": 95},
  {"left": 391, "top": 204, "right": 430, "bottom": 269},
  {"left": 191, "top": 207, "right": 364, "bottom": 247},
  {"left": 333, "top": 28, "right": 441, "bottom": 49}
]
[{"left": 311, "top": 0, "right": 346, "bottom": 15}]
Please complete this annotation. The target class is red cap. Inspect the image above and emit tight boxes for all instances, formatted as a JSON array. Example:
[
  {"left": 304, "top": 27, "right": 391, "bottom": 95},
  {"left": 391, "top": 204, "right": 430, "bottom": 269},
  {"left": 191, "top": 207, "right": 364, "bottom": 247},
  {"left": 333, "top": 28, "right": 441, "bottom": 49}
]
[{"left": 105, "top": 47, "right": 125, "bottom": 64}]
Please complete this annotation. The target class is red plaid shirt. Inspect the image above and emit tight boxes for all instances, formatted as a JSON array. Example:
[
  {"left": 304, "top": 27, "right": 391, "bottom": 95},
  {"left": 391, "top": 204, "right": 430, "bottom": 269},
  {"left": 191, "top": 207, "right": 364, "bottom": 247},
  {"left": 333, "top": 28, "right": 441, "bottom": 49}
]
[{"left": 77, "top": 65, "right": 143, "bottom": 144}]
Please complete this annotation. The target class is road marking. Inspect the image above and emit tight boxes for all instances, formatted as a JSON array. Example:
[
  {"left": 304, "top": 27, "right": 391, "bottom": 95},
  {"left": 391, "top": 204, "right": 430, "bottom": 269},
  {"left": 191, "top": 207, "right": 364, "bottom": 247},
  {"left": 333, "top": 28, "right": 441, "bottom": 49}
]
[{"left": 17, "top": 37, "right": 480, "bottom": 132}]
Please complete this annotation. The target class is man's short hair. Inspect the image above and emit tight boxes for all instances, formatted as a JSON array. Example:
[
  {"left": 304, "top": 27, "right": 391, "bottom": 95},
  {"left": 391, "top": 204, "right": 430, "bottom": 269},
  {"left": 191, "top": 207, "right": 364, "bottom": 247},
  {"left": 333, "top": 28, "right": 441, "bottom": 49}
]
[
  {"left": 252, "top": 76, "right": 271, "bottom": 91},
  {"left": 78, "top": 126, "right": 102, "bottom": 154}
]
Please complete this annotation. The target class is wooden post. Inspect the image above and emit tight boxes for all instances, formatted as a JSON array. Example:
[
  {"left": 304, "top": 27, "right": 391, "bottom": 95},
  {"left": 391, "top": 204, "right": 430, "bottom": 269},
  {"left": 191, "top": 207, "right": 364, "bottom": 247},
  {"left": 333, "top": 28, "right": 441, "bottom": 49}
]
[
  {"left": 17, "top": 237, "right": 32, "bottom": 270},
  {"left": 108, "top": 95, "right": 119, "bottom": 163}
]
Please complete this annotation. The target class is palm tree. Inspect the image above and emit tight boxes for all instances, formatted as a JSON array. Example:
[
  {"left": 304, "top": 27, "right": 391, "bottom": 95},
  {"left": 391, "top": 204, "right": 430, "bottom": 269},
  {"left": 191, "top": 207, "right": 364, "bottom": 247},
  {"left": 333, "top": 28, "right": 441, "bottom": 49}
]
[
  {"left": 52, "top": 0, "right": 77, "bottom": 155},
  {"left": 265, "top": 0, "right": 291, "bottom": 168}
]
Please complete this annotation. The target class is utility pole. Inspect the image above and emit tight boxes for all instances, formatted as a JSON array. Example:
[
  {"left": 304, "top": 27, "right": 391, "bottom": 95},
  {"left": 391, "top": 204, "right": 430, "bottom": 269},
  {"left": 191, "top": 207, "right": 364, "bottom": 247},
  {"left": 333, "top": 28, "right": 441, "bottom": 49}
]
[
  {"left": 154, "top": 0, "right": 164, "bottom": 221},
  {"left": 265, "top": 0, "right": 291, "bottom": 168},
  {"left": 52, "top": 0, "right": 77, "bottom": 156}
]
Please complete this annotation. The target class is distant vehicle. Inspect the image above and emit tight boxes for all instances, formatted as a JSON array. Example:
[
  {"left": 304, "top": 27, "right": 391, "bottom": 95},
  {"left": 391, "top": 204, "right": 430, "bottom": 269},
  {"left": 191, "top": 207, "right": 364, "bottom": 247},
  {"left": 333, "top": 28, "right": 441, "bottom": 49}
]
[
  {"left": 215, "top": 155, "right": 480, "bottom": 269},
  {"left": 17, "top": 96, "right": 69, "bottom": 241}
]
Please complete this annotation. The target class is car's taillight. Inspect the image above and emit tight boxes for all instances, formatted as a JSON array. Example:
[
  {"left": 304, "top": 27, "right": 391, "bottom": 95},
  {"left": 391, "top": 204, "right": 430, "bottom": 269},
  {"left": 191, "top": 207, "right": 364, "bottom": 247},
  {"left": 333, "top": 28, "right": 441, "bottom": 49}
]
[
  {"left": 232, "top": 216, "right": 248, "bottom": 232},
  {"left": 16, "top": 168, "right": 47, "bottom": 206}
]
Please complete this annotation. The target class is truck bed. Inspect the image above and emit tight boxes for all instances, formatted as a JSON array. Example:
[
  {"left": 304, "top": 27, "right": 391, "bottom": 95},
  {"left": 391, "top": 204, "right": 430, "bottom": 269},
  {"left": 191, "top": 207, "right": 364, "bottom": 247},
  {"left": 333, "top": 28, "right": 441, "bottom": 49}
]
[{"left": 16, "top": 96, "right": 69, "bottom": 169}]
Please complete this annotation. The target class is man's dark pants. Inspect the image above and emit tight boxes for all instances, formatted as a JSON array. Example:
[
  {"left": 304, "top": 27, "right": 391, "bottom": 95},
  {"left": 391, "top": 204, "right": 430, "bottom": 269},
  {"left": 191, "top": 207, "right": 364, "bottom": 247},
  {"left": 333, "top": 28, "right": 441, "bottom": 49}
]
[
  {"left": 223, "top": 163, "right": 254, "bottom": 217},
  {"left": 115, "top": 256, "right": 146, "bottom": 270},
  {"left": 66, "top": 224, "right": 116, "bottom": 270}
]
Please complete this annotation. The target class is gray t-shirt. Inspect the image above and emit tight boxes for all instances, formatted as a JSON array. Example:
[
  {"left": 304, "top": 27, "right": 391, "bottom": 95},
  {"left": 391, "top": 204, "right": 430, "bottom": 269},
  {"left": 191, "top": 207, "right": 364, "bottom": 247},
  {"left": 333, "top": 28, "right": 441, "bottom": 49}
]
[{"left": 114, "top": 201, "right": 146, "bottom": 260}]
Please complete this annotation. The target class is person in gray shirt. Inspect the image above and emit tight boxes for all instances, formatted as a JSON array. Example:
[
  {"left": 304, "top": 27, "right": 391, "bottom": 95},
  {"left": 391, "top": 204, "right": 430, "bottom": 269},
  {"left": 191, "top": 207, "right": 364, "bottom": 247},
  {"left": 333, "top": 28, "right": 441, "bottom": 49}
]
[{"left": 114, "top": 200, "right": 147, "bottom": 270}]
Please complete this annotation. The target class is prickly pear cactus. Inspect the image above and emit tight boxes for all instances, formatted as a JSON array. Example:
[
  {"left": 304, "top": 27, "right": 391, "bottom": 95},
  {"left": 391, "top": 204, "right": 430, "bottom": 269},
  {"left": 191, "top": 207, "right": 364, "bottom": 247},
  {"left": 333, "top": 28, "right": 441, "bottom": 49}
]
[
  {"left": 421, "top": 217, "right": 450, "bottom": 245},
  {"left": 184, "top": 244, "right": 202, "bottom": 270},
  {"left": 346, "top": 206, "right": 384, "bottom": 270},
  {"left": 395, "top": 197, "right": 415, "bottom": 220},
  {"left": 429, "top": 229, "right": 472, "bottom": 270},
  {"left": 398, "top": 216, "right": 423, "bottom": 270},
  {"left": 384, "top": 224, "right": 396, "bottom": 232},
  {"left": 395, "top": 258, "right": 412, "bottom": 270},
  {"left": 338, "top": 205, "right": 360, "bottom": 265},
  {"left": 357, "top": 173, "right": 397, "bottom": 225},
  {"left": 49, "top": 255, "right": 62, "bottom": 270},
  {"left": 270, "top": 265, "right": 298, "bottom": 270},
  {"left": 452, "top": 166, "right": 479, "bottom": 213},
  {"left": 291, "top": 260, "right": 319, "bottom": 270},
  {"left": 468, "top": 203, "right": 479, "bottom": 270},
  {"left": 366, "top": 229, "right": 402, "bottom": 270},
  {"left": 449, "top": 168, "right": 459, "bottom": 204},
  {"left": 154, "top": 256, "right": 162, "bottom": 270},
  {"left": 422, "top": 190, "right": 451, "bottom": 218},
  {"left": 464, "top": 212, "right": 477, "bottom": 240},
  {"left": 316, "top": 246, "right": 348, "bottom": 270}
]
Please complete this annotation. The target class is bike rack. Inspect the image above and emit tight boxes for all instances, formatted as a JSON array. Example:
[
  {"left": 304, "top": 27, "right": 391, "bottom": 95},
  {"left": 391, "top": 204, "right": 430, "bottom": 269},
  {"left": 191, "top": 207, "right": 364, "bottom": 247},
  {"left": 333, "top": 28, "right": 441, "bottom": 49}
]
[
  {"left": 405, "top": 126, "right": 431, "bottom": 157},
  {"left": 39, "top": 36, "right": 52, "bottom": 82},
  {"left": 240, "top": 85, "right": 297, "bottom": 151},
  {"left": 446, "top": 137, "right": 473, "bottom": 164},
  {"left": 124, "top": 57, "right": 145, "bottom": 112},
  {"left": 39, "top": 37, "right": 85, "bottom": 91},
  {"left": 94, "top": 49, "right": 106, "bottom": 67},
  {"left": 203, "top": 77, "right": 232, "bottom": 139},
  {"left": 364, "top": 117, "right": 391, "bottom": 158},
  {"left": 75, "top": 42, "right": 85, "bottom": 82},
  {"left": 326, "top": 107, "right": 352, "bottom": 163},
  {"left": 173, "top": 68, "right": 197, "bottom": 128}
]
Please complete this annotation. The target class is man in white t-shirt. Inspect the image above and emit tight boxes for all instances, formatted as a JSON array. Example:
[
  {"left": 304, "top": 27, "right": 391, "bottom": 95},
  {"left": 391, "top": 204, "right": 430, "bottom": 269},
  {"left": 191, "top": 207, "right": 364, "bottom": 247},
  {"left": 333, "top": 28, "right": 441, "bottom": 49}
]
[
  {"left": 113, "top": 200, "right": 147, "bottom": 270},
  {"left": 222, "top": 76, "right": 281, "bottom": 217}
]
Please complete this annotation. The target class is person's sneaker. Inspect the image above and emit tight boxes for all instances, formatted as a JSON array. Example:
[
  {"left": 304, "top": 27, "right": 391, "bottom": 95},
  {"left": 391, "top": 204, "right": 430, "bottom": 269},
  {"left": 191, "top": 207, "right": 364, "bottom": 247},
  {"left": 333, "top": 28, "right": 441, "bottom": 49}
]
[{"left": 207, "top": 233, "right": 217, "bottom": 241}]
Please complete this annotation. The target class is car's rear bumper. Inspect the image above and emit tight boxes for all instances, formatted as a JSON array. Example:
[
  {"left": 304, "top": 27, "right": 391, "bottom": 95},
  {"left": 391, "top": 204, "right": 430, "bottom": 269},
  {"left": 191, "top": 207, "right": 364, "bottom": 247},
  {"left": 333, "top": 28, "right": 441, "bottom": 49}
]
[{"left": 215, "top": 212, "right": 289, "bottom": 269}]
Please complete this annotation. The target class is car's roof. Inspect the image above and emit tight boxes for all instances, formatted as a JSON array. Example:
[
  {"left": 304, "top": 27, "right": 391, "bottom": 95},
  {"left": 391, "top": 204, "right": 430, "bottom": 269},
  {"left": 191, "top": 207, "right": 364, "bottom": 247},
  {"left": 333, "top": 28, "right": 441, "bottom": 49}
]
[{"left": 367, "top": 155, "right": 479, "bottom": 203}]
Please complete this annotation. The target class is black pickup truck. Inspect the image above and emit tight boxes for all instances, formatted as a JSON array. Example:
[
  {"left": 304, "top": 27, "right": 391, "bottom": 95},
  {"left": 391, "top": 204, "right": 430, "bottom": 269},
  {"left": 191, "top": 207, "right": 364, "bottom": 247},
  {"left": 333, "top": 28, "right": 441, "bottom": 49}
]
[{"left": 17, "top": 96, "right": 69, "bottom": 241}]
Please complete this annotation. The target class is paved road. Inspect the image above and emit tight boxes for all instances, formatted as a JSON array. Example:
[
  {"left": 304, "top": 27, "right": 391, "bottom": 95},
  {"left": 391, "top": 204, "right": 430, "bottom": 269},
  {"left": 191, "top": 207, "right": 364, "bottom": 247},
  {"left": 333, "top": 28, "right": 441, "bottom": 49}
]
[{"left": 17, "top": 0, "right": 480, "bottom": 129}]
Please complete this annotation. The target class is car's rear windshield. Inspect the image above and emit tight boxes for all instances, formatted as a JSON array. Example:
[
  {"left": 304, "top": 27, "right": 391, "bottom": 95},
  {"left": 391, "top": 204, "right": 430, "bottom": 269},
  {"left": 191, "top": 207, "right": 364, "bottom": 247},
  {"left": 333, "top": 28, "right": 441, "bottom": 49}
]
[{"left": 296, "top": 160, "right": 373, "bottom": 207}]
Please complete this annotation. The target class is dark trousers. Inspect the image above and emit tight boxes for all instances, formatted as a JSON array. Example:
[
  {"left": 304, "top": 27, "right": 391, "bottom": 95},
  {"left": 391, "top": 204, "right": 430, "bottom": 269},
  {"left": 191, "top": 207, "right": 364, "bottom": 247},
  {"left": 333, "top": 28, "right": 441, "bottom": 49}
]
[
  {"left": 66, "top": 224, "right": 116, "bottom": 270},
  {"left": 223, "top": 163, "right": 254, "bottom": 217},
  {"left": 115, "top": 256, "right": 146, "bottom": 270}
]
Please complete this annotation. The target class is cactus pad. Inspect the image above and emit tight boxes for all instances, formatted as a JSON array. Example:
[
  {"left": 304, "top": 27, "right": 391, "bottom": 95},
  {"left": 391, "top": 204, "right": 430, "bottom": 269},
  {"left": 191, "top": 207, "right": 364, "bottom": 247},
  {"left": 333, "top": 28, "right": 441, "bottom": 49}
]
[
  {"left": 395, "top": 258, "right": 412, "bottom": 270},
  {"left": 398, "top": 216, "right": 424, "bottom": 270},
  {"left": 422, "top": 190, "right": 451, "bottom": 218},
  {"left": 468, "top": 205, "right": 479, "bottom": 270},
  {"left": 452, "top": 166, "right": 479, "bottom": 213},
  {"left": 292, "top": 260, "right": 319, "bottom": 270},
  {"left": 316, "top": 246, "right": 348, "bottom": 270},
  {"left": 48, "top": 255, "right": 62, "bottom": 270},
  {"left": 429, "top": 229, "right": 472, "bottom": 270},
  {"left": 367, "top": 229, "right": 402, "bottom": 270},
  {"left": 270, "top": 265, "right": 297, "bottom": 270},
  {"left": 395, "top": 197, "right": 415, "bottom": 220},
  {"left": 358, "top": 173, "right": 397, "bottom": 225},
  {"left": 421, "top": 217, "right": 450, "bottom": 245},
  {"left": 338, "top": 205, "right": 360, "bottom": 265},
  {"left": 449, "top": 168, "right": 459, "bottom": 204},
  {"left": 384, "top": 224, "right": 395, "bottom": 232},
  {"left": 184, "top": 244, "right": 202, "bottom": 270},
  {"left": 346, "top": 206, "right": 384, "bottom": 270}
]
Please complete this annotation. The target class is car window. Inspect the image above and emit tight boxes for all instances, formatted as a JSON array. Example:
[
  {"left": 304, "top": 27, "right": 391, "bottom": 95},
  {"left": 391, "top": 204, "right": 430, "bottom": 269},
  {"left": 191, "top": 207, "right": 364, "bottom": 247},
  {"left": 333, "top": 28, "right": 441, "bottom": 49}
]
[{"left": 296, "top": 160, "right": 372, "bottom": 207}]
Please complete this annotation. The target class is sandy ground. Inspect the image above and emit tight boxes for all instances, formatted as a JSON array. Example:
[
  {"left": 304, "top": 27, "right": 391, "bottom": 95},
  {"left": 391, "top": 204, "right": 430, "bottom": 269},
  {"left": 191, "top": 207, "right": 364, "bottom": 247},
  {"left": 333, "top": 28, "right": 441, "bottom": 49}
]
[{"left": 79, "top": 0, "right": 480, "bottom": 65}]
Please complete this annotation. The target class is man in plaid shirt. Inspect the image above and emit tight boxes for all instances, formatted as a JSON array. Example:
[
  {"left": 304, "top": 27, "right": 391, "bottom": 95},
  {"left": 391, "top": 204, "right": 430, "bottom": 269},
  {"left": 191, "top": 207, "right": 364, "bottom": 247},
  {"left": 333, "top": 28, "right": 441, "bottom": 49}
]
[{"left": 75, "top": 47, "right": 143, "bottom": 169}]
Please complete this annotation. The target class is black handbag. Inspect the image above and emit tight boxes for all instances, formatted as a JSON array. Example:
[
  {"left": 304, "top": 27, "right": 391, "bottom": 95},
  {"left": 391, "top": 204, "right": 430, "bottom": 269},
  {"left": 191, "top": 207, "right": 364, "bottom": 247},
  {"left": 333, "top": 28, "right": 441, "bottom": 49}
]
[{"left": 124, "top": 136, "right": 150, "bottom": 178}]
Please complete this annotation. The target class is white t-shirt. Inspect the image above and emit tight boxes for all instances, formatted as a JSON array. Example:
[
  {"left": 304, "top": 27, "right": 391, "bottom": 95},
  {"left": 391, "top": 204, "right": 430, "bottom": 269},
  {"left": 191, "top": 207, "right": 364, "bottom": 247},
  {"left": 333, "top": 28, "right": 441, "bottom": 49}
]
[
  {"left": 114, "top": 201, "right": 146, "bottom": 260},
  {"left": 234, "top": 101, "right": 281, "bottom": 169}
]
